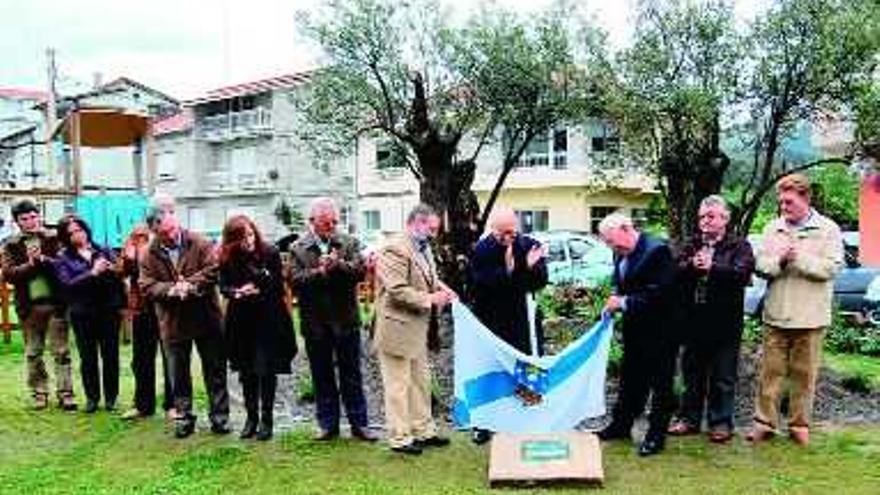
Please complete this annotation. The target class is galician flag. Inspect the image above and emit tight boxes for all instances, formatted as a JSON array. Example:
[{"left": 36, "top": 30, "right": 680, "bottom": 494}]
[{"left": 452, "top": 301, "right": 613, "bottom": 433}]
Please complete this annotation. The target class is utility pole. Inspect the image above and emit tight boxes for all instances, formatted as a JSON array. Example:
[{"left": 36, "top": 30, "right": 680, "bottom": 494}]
[{"left": 45, "top": 47, "right": 58, "bottom": 189}]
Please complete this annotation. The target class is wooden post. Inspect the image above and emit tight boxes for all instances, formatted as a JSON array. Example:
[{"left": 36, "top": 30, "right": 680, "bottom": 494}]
[
  {"left": 1, "top": 283, "right": 13, "bottom": 343},
  {"left": 71, "top": 111, "right": 82, "bottom": 196}
]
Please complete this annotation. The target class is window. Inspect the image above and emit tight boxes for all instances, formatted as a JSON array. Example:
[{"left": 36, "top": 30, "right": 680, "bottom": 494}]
[
  {"left": 156, "top": 151, "right": 177, "bottom": 180},
  {"left": 226, "top": 205, "right": 257, "bottom": 221},
  {"left": 553, "top": 128, "right": 567, "bottom": 169},
  {"left": 515, "top": 210, "right": 549, "bottom": 233},
  {"left": 590, "top": 206, "right": 618, "bottom": 234},
  {"left": 231, "top": 146, "right": 257, "bottom": 175},
  {"left": 376, "top": 140, "right": 406, "bottom": 169},
  {"left": 505, "top": 127, "right": 568, "bottom": 169},
  {"left": 188, "top": 207, "right": 207, "bottom": 232},
  {"left": 209, "top": 146, "right": 230, "bottom": 171},
  {"left": 590, "top": 121, "right": 620, "bottom": 154},
  {"left": 363, "top": 210, "right": 381, "bottom": 231}
]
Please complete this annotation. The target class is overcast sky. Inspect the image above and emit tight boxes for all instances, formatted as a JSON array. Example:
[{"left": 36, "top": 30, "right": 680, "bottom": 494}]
[{"left": 1, "top": 0, "right": 765, "bottom": 101}]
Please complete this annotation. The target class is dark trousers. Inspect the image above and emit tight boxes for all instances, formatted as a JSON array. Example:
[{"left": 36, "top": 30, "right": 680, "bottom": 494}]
[
  {"left": 303, "top": 326, "right": 368, "bottom": 432},
  {"left": 610, "top": 333, "right": 677, "bottom": 437},
  {"left": 71, "top": 312, "right": 121, "bottom": 404},
  {"left": 241, "top": 373, "right": 277, "bottom": 423},
  {"left": 163, "top": 331, "right": 230, "bottom": 426},
  {"left": 131, "top": 309, "right": 173, "bottom": 415},
  {"left": 679, "top": 336, "right": 741, "bottom": 431}
]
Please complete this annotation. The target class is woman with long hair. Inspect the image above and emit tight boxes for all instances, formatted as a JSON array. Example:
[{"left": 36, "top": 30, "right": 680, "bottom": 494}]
[
  {"left": 53, "top": 215, "right": 126, "bottom": 413},
  {"left": 219, "top": 215, "right": 296, "bottom": 440}
]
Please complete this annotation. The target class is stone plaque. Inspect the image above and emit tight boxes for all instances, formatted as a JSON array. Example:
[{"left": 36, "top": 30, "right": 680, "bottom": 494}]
[{"left": 488, "top": 432, "right": 603, "bottom": 487}]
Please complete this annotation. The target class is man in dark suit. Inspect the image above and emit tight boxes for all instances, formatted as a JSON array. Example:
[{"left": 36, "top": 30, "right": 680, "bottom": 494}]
[
  {"left": 469, "top": 207, "right": 549, "bottom": 444},
  {"left": 597, "top": 212, "right": 677, "bottom": 457},
  {"left": 471, "top": 206, "right": 549, "bottom": 355}
]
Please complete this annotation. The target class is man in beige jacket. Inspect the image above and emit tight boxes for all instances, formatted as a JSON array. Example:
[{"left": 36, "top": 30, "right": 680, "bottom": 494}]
[
  {"left": 747, "top": 174, "right": 843, "bottom": 446},
  {"left": 374, "top": 204, "right": 456, "bottom": 455}
]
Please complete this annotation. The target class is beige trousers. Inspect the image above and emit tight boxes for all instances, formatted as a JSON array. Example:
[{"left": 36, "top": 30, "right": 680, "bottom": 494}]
[
  {"left": 754, "top": 325, "right": 824, "bottom": 429},
  {"left": 378, "top": 350, "right": 438, "bottom": 448}
]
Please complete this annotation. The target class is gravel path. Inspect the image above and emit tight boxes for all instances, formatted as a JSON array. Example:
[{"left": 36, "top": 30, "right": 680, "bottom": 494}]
[{"left": 224, "top": 320, "right": 880, "bottom": 435}]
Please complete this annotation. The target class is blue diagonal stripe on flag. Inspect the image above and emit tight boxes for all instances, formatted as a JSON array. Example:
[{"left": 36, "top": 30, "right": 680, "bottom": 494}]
[{"left": 452, "top": 301, "right": 612, "bottom": 433}]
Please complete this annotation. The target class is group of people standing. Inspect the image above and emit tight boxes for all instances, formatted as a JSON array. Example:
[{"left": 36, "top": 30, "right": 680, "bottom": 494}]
[
  {"left": 3, "top": 171, "right": 842, "bottom": 456},
  {"left": 596, "top": 173, "right": 842, "bottom": 456}
]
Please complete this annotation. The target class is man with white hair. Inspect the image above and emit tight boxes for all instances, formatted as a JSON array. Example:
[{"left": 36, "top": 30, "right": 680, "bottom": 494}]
[
  {"left": 468, "top": 206, "right": 548, "bottom": 444},
  {"left": 139, "top": 193, "right": 230, "bottom": 439},
  {"left": 668, "top": 195, "right": 754, "bottom": 444},
  {"left": 290, "top": 197, "right": 376, "bottom": 442},
  {"left": 597, "top": 212, "right": 677, "bottom": 457}
]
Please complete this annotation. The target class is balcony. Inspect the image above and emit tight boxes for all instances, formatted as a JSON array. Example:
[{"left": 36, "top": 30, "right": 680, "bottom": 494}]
[{"left": 197, "top": 107, "right": 273, "bottom": 142}]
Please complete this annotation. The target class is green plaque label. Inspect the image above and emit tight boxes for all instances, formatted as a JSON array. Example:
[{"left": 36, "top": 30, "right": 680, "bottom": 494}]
[{"left": 520, "top": 440, "right": 571, "bottom": 463}]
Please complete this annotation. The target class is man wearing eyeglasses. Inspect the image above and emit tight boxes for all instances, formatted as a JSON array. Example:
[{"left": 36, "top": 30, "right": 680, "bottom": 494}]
[{"left": 290, "top": 197, "right": 376, "bottom": 442}]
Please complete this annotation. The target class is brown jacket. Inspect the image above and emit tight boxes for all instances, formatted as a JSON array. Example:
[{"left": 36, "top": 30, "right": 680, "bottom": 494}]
[
  {"left": 373, "top": 233, "right": 438, "bottom": 358},
  {"left": 138, "top": 230, "right": 222, "bottom": 343},
  {"left": 1, "top": 230, "right": 63, "bottom": 317},
  {"left": 289, "top": 231, "right": 365, "bottom": 335},
  {"left": 756, "top": 211, "right": 843, "bottom": 329}
]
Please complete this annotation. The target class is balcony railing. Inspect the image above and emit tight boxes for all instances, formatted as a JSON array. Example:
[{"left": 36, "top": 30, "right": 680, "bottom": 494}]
[{"left": 197, "top": 107, "right": 273, "bottom": 141}]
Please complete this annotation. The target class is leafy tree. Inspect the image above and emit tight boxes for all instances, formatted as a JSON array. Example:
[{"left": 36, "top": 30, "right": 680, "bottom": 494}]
[
  {"left": 596, "top": 0, "right": 741, "bottom": 244},
  {"left": 731, "top": 0, "right": 880, "bottom": 234},
  {"left": 294, "top": 0, "right": 595, "bottom": 289}
]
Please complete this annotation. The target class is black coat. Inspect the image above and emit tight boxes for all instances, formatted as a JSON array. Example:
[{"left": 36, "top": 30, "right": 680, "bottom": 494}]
[
  {"left": 612, "top": 234, "right": 678, "bottom": 340},
  {"left": 220, "top": 246, "right": 296, "bottom": 375},
  {"left": 676, "top": 234, "right": 755, "bottom": 342},
  {"left": 470, "top": 234, "right": 549, "bottom": 355}
]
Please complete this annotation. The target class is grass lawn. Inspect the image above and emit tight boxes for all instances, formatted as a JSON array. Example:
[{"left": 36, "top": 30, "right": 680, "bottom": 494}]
[
  {"left": 824, "top": 352, "right": 880, "bottom": 389},
  {"left": 0, "top": 332, "right": 879, "bottom": 495}
]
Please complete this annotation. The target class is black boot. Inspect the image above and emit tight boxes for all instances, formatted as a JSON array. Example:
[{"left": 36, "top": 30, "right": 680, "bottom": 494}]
[
  {"left": 240, "top": 374, "right": 259, "bottom": 440},
  {"left": 256, "top": 375, "right": 276, "bottom": 442}
]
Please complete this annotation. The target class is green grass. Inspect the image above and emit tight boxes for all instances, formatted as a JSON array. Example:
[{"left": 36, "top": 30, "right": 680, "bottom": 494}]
[
  {"left": 0, "top": 332, "right": 879, "bottom": 494},
  {"left": 825, "top": 352, "right": 880, "bottom": 389}
]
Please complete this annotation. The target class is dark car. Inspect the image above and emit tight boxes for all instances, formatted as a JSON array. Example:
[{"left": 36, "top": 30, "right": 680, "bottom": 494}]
[{"left": 744, "top": 232, "right": 880, "bottom": 318}]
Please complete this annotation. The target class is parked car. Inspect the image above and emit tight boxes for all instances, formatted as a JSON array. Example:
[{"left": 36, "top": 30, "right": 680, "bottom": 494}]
[
  {"left": 865, "top": 275, "right": 880, "bottom": 326},
  {"left": 531, "top": 230, "right": 614, "bottom": 287},
  {"left": 744, "top": 232, "right": 880, "bottom": 318}
]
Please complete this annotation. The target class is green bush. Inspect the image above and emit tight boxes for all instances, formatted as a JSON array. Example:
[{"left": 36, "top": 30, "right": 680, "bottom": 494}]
[{"left": 824, "top": 308, "right": 880, "bottom": 357}]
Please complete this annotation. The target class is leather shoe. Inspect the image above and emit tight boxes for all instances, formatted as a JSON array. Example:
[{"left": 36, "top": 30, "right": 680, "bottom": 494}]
[
  {"left": 351, "top": 427, "right": 379, "bottom": 442},
  {"left": 211, "top": 421, "right": 232, "bottom": 435},
  {"left": 240, "top": 418, "right": 258, "bottom": 439},
  {"left": 638, "top": 436, "right": 666, "bottom": 457},
  {"left": 472, "top": 429, "right": 492, "bottom": 445},
  {"left": 391, "top": 443, "right": 423, "bottom": 455},
  {"left": 256, "top": 421, "right": 273, "bottom": 441},
  {"left": 105, "top": 400, "right": 117, "bottom": 412},
  {"left": 175, "top": 421, "right": 195, "bottom": 439},
  {"left": 314, "top": 429, "right": 340, "bottom": 441},
  {"left": 58, "top": 394, "right": 77, "bottom": 411},
  {"left": 789, "top": 427, "right": 809, "bottom": 446},
  {"left": 33, "top": 393, "right": 49, "bottom": 411},
  {"left": 597, "top": 425, "right": 631, "bottom": 442},
  {"left": 415, "top": 436, "right": 450, "bottom": 449},
  {"left": 83, "top": 400, "right": 99, "bottom": 414}
]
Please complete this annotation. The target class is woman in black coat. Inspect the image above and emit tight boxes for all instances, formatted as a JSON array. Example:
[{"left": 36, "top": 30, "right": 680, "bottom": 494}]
[
  {"left": 53, "top": 215, "right": 126, "bottom": 413},
  {"left": 219, "top": 215, "right": 296, "bottom": 441}
]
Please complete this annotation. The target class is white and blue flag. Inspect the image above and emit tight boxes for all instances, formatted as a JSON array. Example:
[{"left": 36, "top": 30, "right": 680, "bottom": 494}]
[{"left": 452, "top": 301, "right": 613, "bottom": 433}]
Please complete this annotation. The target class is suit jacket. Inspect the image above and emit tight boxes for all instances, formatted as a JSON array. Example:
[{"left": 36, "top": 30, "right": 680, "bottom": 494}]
[
  {"left": 613, "top": 233, "right": 677, "bottom": 338},
  {"left": 289, "top": 231, "right": 366, "bottom": 336},
  {"left": 1, "top": 230, "right": 63, "bottom": 317},
  {"left": 373, "top": 233, "right": 438, "bottom": 358},
  {"left": 470, "top": 233, "right": 548, "bottom": 354},
  {"left": 138, "top": 230, "right": 222, "bottom": 343}
]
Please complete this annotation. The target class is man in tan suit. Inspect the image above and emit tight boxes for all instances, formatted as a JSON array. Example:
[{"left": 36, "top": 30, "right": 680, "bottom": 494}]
[{"left": 374, "top": 204, "right": 456, "bottom": 455}]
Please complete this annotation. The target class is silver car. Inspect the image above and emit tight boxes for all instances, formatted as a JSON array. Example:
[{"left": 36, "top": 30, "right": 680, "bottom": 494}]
[{"left": 531, "top": 231, "right": 614, "bottom": 287}]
